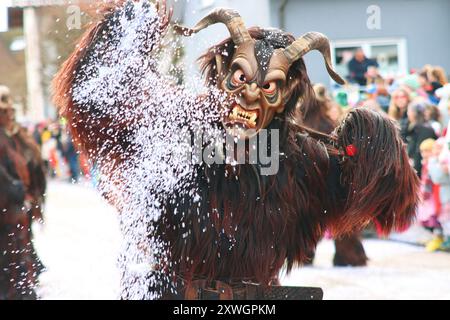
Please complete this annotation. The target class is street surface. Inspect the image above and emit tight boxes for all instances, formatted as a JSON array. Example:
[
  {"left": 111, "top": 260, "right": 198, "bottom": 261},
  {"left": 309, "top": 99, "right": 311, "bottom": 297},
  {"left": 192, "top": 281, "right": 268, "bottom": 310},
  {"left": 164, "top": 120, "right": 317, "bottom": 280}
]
[{"left": 34, "top": 180, "right": 450, "bottom": 300}]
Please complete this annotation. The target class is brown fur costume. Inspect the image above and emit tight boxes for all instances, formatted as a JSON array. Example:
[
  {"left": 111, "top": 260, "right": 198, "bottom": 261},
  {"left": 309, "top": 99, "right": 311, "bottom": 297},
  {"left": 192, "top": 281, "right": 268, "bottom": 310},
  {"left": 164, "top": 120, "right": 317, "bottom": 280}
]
[
  {"left": 0, "top": 127, "right": 45, "bottom": 299},
  {"left": 302, "top": 85, "right": 368, "bottom": 266},
  {"left": 53, "top": 1, "right": 419, "bottom": 299}
]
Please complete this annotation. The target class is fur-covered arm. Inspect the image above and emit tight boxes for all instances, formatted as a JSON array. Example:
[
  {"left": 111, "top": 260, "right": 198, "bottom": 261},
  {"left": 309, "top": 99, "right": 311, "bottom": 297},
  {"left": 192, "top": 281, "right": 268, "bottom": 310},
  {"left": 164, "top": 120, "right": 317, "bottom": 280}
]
[
  {"left": 327, "top": 108, "right": 420, "bottom": 236},
  {"left": 52, "top": 1, "right": 171, "bottom": 167}
]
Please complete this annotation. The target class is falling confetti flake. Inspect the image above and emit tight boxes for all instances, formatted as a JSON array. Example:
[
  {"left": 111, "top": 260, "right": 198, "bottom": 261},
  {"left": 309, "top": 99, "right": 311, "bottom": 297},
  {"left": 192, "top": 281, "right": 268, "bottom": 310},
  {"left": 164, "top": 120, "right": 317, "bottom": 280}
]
[{"left": 71, "top": 0, "right": 227, "bottom": 299}]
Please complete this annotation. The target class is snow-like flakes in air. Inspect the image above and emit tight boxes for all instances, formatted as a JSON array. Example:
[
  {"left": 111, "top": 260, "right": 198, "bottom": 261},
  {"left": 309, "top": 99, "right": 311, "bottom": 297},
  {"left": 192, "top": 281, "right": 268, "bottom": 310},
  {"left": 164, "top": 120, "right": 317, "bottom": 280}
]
[{"left": 72, "top": 0, "right": 226, "bottom": 299}]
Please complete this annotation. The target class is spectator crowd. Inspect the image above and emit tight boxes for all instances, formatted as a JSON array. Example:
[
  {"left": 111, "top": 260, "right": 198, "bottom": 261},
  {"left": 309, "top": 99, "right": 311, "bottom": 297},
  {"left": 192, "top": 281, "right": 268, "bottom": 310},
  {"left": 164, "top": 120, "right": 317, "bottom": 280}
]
[{"left": 320, "top": 52, "right": 450, "bottom": 252}]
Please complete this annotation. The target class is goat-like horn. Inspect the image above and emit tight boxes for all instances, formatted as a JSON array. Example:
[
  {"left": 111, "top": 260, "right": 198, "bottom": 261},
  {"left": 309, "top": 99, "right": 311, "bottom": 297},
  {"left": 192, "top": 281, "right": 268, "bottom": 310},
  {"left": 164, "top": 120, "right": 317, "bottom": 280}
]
[
  {"left": 173, "top": 8, "right": 252, "bottom": 46},
  {"left": 283, "top": 32, "right": 345, "bottom": 84}
]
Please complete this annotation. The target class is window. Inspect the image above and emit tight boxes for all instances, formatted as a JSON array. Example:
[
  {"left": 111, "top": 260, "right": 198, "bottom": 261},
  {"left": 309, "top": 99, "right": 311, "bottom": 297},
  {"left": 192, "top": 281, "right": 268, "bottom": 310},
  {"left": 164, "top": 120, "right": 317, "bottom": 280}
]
[{"left": 331, "top": 38, "right": 408, "bottom": 84}]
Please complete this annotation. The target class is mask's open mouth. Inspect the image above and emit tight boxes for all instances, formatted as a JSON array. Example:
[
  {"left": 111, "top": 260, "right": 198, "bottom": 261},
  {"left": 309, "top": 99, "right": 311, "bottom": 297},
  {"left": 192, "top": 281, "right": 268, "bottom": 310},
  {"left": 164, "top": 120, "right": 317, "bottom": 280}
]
[{"left": 227, "top": 104, "right": 259, "bottom": 129}]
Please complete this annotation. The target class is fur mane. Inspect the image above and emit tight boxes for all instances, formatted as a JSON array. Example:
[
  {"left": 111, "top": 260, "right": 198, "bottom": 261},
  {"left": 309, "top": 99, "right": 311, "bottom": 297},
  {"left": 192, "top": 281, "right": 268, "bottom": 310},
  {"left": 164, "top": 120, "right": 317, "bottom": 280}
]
[
  {"left": 52, "top": 1, "right": 172, "bottom": 164},
  {"left": 51, "top": 1, "right": 420, "bottom": 293}
]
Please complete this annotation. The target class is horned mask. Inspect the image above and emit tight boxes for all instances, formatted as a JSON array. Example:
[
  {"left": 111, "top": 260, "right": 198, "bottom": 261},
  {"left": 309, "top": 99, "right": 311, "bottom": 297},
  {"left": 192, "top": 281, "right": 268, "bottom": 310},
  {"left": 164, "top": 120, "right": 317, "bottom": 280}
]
[{"left": 175, "top": 8, "right": 345, "bottom": 139}]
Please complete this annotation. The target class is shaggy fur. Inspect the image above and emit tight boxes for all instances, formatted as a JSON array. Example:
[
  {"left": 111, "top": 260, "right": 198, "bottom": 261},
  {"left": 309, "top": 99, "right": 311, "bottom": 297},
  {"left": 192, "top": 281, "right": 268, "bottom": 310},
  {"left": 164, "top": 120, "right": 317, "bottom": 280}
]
[
  {"left": 0, "top": 128, "right": 45, "bottom": 299},
  {"left": 53, "top": 1, "right": 420, "bottom": 297}
]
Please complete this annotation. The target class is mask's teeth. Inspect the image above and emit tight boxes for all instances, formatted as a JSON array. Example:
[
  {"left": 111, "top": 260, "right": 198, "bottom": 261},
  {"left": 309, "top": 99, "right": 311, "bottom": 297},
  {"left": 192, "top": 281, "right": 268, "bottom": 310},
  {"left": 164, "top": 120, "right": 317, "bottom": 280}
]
[
  {"left": 230, "top": 106, "right": 238, "bottom": 120},
  {"left": 228, "top": 105, "right": 258, "bottom": 128}
]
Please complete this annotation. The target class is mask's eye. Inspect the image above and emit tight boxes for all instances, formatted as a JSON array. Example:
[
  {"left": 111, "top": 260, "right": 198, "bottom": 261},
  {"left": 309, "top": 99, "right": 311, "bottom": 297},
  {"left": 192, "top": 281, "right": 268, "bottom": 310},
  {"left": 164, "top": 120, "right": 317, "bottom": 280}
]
[
  {"left": 231, "top": 69, "right": 246, "bottom": 86},
  {"left": 262, "top": 81, "right": 277, "bottom": 95}
]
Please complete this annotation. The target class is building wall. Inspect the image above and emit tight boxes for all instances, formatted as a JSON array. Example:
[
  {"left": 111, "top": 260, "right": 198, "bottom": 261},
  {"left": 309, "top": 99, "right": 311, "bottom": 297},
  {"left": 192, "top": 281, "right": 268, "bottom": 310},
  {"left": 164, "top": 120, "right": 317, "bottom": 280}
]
[{"left": 269, "top": 0, "right": 450, "bottom": 86}]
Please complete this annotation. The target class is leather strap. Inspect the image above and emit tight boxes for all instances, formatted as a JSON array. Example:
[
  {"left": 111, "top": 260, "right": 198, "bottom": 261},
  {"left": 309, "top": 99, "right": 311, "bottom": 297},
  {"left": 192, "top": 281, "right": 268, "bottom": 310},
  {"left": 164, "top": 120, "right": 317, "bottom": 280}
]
[
  {"left": 185, "top": 280, "right": 234, "bottom": 300},
  {"left": 178, "top": 277, "right": 323, "bottom": 300}
]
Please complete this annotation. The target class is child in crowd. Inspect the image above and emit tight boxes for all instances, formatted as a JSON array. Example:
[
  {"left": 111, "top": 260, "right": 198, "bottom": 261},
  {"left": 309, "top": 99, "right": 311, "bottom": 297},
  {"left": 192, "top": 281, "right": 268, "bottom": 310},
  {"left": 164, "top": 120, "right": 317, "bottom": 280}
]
[
  {"left": 428, "top": 137, "right": 450, "bottom": 251},
  {"left": 418, "top": 139, "right": 442, "bottom": 251}
]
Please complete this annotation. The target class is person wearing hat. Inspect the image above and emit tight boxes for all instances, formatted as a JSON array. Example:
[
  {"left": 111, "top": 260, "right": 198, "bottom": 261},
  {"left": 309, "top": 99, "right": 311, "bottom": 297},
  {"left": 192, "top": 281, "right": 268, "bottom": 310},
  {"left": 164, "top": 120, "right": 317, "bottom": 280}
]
[
  {"left": 0, "top": 85, "right": 46, "bottom": 299},
  {"left": 347, "top": 48, "right": 379, "bottom": 86}
]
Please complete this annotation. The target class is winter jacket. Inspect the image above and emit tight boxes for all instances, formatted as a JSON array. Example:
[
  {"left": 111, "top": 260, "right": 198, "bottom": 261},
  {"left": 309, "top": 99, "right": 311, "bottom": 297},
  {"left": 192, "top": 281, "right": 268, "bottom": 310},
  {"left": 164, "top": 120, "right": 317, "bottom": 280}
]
[{"left": 403, "top": 123, "right": 437, "bottom": 177}]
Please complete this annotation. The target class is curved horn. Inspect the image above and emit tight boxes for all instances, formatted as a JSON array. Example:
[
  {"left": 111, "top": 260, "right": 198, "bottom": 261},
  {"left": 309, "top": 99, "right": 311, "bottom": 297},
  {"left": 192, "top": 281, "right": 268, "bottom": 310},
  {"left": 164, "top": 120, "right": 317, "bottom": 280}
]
[
  {"left": 173, "top": 8, "right": 252, "bottom": 46},
  {"left": 283, "top": 32, "right": 345, "bottom": 85}
]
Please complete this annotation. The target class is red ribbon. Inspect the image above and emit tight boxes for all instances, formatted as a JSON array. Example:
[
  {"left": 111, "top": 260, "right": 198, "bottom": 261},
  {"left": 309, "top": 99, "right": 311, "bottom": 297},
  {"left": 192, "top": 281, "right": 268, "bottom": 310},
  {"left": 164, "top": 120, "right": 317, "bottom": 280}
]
[{"left": 345, "top": 144, "right": 357, "bottom": 157}]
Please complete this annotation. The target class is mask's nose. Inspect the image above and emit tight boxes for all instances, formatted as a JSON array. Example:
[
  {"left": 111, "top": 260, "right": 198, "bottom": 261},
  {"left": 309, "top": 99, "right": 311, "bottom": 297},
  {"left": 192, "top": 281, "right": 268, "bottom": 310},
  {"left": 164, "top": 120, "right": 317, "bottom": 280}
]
[{"left": 242, "top": 83, "right": 260, "bottom": 104}]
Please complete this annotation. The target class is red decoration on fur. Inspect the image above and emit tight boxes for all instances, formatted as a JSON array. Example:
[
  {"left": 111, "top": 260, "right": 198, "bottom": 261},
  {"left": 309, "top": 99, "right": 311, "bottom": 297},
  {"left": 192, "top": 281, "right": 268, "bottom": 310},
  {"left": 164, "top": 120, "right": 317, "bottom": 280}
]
[{"left": 345, "top": 144, "right": 357, "bottom": 157}]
